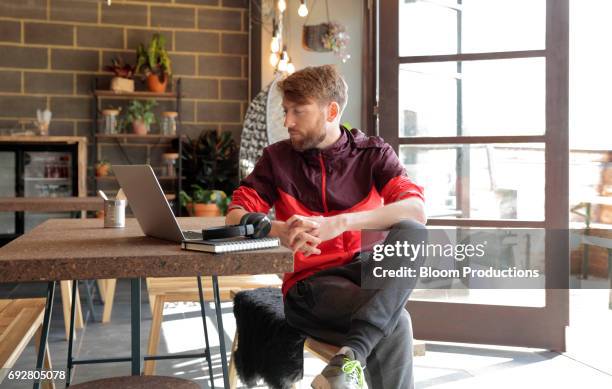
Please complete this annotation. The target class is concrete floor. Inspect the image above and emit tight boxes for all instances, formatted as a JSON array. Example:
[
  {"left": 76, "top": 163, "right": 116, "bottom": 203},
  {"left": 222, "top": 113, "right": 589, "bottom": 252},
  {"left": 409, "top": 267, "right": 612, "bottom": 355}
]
[{"left": 1, "top": 280, "right": 611, "bottom": 389}]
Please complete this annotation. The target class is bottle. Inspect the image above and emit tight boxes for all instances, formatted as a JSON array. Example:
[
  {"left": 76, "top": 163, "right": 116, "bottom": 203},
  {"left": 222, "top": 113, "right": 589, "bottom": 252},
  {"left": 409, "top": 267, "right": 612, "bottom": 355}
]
[
  {"left": 102, "top": 109, "right": 120, "bottom": 134},
  {"left": 161, "top": 111, "right": 178, "bottom": 136}
]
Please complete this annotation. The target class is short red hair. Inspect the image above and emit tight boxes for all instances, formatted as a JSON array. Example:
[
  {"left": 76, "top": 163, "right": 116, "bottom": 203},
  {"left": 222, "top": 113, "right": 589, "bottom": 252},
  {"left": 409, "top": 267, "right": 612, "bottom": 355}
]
[{"left": 277, "top": 65, "right": 348, "bottom": 111}]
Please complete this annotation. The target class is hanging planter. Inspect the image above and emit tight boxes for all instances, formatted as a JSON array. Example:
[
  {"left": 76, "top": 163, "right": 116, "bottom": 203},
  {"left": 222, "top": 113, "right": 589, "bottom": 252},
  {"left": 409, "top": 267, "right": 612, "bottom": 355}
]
[
  {"left": 301, "top": 0, "right": 350, "bottom": 62},
  {"left": 302, "top": 23, "right": 332, "bottom": 52}
]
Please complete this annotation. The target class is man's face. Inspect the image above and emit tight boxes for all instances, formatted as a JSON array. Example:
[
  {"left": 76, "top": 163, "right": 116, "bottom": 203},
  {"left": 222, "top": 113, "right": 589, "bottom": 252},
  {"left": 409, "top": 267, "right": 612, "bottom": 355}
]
[{"left": 282, "top": 97, "right": 328, "bottom": 151}]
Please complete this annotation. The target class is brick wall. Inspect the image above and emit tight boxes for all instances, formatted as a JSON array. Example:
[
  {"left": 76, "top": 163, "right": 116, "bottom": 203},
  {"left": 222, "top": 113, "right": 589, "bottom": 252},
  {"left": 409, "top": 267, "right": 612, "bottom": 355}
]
[{"left": 0, "top": 0, "right": 249, "bottom": 177}]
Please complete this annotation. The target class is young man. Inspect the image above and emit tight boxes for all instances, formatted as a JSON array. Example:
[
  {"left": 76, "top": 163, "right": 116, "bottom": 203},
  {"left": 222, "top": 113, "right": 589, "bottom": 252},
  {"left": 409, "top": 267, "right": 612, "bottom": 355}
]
[{"left": 226, "top": 65, "right": 426, "bottom": 389}]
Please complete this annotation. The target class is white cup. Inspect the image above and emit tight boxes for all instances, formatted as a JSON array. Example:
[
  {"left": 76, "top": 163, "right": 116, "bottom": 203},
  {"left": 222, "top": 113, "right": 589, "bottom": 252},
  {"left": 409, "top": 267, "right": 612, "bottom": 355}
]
[{"left": 104, "top": 199, "right": 126, "bottom": 228}]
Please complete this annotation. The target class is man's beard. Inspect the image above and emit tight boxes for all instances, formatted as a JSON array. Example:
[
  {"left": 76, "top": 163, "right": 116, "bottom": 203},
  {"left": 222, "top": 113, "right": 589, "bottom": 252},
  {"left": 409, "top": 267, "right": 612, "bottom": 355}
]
[{"left": 290, "top": 127, "right": 327, "bottom": 152}]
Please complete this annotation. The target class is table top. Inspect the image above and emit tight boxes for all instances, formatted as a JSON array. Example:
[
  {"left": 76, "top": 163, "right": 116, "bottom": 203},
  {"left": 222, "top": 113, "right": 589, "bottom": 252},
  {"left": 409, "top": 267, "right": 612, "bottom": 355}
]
[
  {"left": 0, "top": 218, "right": 293, "bottom": 283},
  {"left": 0, "top": 197, "right": 104, "bottom": 212}
]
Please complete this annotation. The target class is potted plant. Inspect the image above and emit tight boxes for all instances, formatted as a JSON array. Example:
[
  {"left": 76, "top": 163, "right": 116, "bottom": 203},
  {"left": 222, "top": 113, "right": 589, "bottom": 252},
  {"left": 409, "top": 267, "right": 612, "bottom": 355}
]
[
  {"left": 126, "top": 100, "right": 157, "bottom": 135},
  {"left": 135, "top": 33, "right": 172, "bottom": 93},
  {"left": 95, "top": 160, "right": 111, "bottom": 177},
  {"left": 104, "top": 56, "right": 136, "bottom": 93},
  {"left": 180, "top": 185, "right": 228, "bottom": 217},
  {"left": 321, "top": 22, "right": 351, "bottom": 63},
  {"left": 180, "top": 129, "right": 239, "bottom": 216}
]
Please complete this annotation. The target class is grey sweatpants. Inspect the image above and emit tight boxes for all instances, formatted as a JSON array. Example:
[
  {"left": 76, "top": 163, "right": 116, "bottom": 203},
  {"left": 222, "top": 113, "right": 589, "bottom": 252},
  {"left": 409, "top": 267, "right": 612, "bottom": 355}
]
[{"left": 284, "top": 219, "right": 427, "bottom": 389}]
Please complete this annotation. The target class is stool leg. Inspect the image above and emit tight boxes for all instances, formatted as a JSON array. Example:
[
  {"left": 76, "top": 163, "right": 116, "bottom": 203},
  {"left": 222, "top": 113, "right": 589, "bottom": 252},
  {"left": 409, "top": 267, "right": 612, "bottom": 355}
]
[
  {"left": 97, "top": 280, "right": 106, "bottom": 303},
  {"left": 60, "top": 281, "right": 73, "bottom": 340},
  {"left": 143, "top": 296, "right": 164, "bottom": 375},
  {"left": 581, "top": 243, "right": 590, "bottom": 279},
  {"left": 101, "top": 279, "right": 116, "bottom": 323},
  {"left": 197, "top": 276, "right": 215, "bottom": 389},
  {"left": 34, "top": 326, "right": 55, "bottom": 389},
  {"left": 74, "top": 288, "right": 84, "bottom": 330},
  {"left": 228, "top": 330, "right": 238, "bottom": 389},
  {"left": 608, "top": 249, "right": 612, "bottom": 310},
  {"left": 146, "top": 278, "right": 156, "bottom": 317}
]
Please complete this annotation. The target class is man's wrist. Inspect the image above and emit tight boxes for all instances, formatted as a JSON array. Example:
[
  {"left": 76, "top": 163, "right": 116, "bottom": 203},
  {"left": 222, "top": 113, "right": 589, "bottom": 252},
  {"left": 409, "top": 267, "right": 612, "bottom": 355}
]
[
  {"left": 335, "top": 213, "right": 350, "bottom": 232},
  {"left": 269, "top": 220, "right": 286, "bottom": 238}
]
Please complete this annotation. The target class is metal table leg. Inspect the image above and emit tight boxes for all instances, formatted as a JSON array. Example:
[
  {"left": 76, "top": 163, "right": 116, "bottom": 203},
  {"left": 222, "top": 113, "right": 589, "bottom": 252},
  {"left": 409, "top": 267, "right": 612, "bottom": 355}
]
[
  {"left": 33, "top": 281, "right": 55, "bottom": 389},
  {"left": 66, "top": 280, "right": 78, "bottom": 386},
  {"left": 197, "top": 276, "right": 215, "bottom": 389},
  {"left": 131, "top": 278, "right": 141, "bottom": 375},
  {"left": 212, "top": 275, "right": 230, "bottom": 388}
]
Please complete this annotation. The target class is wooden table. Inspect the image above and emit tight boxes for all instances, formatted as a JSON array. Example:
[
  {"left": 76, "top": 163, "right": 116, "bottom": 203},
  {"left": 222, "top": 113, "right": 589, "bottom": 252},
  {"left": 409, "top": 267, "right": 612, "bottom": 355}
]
[
  {"left": 0, "top": 218, "right": 293, "bottom": 388},
  {"left": 0, "top": 197, "right": 104, "bottom": 212},
  {"left": 0, "top": 196, "right": 106, "bottom": 338}
]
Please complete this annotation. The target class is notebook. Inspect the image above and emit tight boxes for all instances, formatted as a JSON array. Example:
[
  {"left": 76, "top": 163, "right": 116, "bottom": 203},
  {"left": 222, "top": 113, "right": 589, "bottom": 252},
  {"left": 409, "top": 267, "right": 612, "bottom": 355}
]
[{"left": 181, "top": 237, "right": 281, "bottom": 253}]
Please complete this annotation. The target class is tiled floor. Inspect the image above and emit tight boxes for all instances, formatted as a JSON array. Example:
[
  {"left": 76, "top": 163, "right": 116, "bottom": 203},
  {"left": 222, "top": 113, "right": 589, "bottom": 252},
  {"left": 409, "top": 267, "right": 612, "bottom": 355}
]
[{"left": 2, "top": 280, "right": 611, "bottom": 388}]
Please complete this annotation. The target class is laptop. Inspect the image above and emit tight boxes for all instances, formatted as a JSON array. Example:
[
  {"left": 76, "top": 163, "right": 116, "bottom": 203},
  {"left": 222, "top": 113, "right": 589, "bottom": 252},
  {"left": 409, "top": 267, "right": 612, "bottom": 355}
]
[{"left": 113, "top": 165, "right": 203, "bottom": 242}]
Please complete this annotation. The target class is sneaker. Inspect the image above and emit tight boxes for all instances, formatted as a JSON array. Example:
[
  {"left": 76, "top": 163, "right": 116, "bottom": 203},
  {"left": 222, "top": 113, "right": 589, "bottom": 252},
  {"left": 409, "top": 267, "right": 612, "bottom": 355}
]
[{"left": 311, "top": 347, "right": 368, "bottom": 389}]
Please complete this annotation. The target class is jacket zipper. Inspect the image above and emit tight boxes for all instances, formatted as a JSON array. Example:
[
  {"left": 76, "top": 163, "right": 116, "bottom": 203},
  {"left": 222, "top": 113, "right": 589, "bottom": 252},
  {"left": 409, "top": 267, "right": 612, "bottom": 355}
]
[{"left": 318, "top": 153, "right": 329, "bottom": 213}]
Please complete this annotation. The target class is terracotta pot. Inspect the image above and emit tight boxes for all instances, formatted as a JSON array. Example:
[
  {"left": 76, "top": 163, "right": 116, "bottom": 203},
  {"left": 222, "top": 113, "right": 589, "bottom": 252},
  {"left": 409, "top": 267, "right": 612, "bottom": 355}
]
[
  {"left": 132, "top": 120, "right": 148, "bottom": 135},
  {"left": 147, "top": 74, "right": 168, "bottom": 93},
  {"left": 191, "top": 203, "right": 221, "bottom": 217},
  {"left": 96, "top": 164, "right": 110, "bottom": 177}
]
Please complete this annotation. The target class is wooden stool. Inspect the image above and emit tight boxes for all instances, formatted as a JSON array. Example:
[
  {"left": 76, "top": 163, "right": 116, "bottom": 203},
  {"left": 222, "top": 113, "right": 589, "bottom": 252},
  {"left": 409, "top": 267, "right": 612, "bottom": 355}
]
[
  {"left": 69, "top": 375, "right": 199, "bottom": 388},
  {"left": 0, "top": 298, "right": 55, "bottom": 389},
  {"left": 304, "top": 336, "right": 426, "bottom": 361},
  {"left": 228, "top": 289, "right": 426, "bottom": 389},
  {"left": 60, "top": 280, "right": 84, "bottom": 338},
  {"left": 143, "top": 274, "right": 283, "bottom": 375}
]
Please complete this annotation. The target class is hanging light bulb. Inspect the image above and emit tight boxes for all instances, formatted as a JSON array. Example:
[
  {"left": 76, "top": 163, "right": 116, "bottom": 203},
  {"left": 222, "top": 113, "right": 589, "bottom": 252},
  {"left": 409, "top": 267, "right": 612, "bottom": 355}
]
[
  {"left": 287, "top": 62, "right": 296, "bottom": 74},
  {"left": 270, "top": 35, "right": 280, "bottom": 53},
  {"left": 277, "top": 0, "right": 287, "bottom": 12},
  {"left": 278, "top": 50, "right": 289, "bottom": 72},
  {"left": 107, "top": 0, "right": 112, "bottom": 5},
  {"left": 298, "top": 0, "right": 308, "bottom": 17},
  {"left": 269, "top": 52, "right": 280, "bottom": 67}
]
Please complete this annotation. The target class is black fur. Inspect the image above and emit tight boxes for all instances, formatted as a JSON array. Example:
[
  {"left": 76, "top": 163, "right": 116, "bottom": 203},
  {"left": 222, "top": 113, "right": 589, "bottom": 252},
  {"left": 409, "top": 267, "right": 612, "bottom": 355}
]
[{"left": 233, "top": 288, "right": 306, "bottom": 389}]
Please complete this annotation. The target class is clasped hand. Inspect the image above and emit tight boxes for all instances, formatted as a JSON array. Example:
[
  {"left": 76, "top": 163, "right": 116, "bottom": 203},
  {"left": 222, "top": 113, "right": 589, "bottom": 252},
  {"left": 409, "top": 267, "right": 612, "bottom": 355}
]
[{"left": 278, "top": 214, "right": 346, "bottom": 257}]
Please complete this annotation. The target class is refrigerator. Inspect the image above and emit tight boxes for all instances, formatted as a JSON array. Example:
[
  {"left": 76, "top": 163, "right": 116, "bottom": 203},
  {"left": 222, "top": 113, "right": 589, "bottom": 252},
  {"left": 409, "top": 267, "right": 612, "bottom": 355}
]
[{"left": 0, "top": 144, "right": 79, "bottom": 246}]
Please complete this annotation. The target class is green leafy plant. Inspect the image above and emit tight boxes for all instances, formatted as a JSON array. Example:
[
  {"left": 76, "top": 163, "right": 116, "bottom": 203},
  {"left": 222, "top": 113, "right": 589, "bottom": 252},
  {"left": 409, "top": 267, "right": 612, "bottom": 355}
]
[
  {"left": 125, "top": 100, "right": 157, "bottom": 127},
  {"left": 135, "top": 33, "right": 172, "bottom": 83},
  {"left": 180, "top": 185, "right": 226, "bottom": 205},
  {"left": 104, "top": 56, "right": 135, "bottom": 79},
  {"left": 180, "top": 129, "right": 239, "bottom": 214},
  {"left": 179, "top": 185, "right": 231, "bottom": 215},
  {"left": 182, "top": 130, "right": 238, "bottom": 193}
]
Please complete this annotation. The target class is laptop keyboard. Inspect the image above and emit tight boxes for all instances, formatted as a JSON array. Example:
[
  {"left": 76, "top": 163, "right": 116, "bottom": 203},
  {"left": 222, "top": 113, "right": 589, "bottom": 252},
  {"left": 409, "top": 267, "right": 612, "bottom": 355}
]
[{"left": 183, "top": 230, "right": 202, "bottom": 240}]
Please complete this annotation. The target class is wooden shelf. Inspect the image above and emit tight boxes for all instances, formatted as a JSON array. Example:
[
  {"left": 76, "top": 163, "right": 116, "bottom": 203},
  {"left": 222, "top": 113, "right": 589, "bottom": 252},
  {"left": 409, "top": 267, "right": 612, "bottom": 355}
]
[
  {"left": 0, "top": 136, "right": 87, "bottom": 144},
  {"left": 93, "top": 90, "right": 178, "bottom": 99},
  {"left": 95, "top": 134, "right": 179, "bottom": 140},
  {"left": 95, "top": 176, "right": 183, "bottom": 181}
]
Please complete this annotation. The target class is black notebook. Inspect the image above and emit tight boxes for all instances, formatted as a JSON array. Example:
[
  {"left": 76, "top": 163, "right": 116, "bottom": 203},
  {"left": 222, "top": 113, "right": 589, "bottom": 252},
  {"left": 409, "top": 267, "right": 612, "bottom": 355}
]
[{"left": 181, "top": 237, "right": 281, "bottom": 253}]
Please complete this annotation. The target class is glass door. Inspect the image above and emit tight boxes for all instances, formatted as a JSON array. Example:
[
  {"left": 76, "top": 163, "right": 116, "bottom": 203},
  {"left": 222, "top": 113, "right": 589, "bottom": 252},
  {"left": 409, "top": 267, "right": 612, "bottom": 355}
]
[
  {"left": 378, "top": 0, "right": 569, "bottom": 350},
  {"left": 23, "top": 149, "right": 76, "bottom": 232},
  {"left": 0, "top": 150, "right": 17, "bottom": 240}
]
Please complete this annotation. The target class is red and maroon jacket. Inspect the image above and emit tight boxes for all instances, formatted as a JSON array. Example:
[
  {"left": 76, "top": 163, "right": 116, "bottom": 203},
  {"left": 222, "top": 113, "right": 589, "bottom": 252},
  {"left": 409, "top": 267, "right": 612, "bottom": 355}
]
[{"left": 228, "top": 126, "right": 425, "bottom": 295}]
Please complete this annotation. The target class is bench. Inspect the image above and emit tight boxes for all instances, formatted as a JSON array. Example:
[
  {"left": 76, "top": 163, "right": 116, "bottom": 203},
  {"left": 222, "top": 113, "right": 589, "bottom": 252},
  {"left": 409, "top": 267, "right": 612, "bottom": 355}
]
[{"left": 0, "top": 298, "right": 55, "bottom": 389}]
